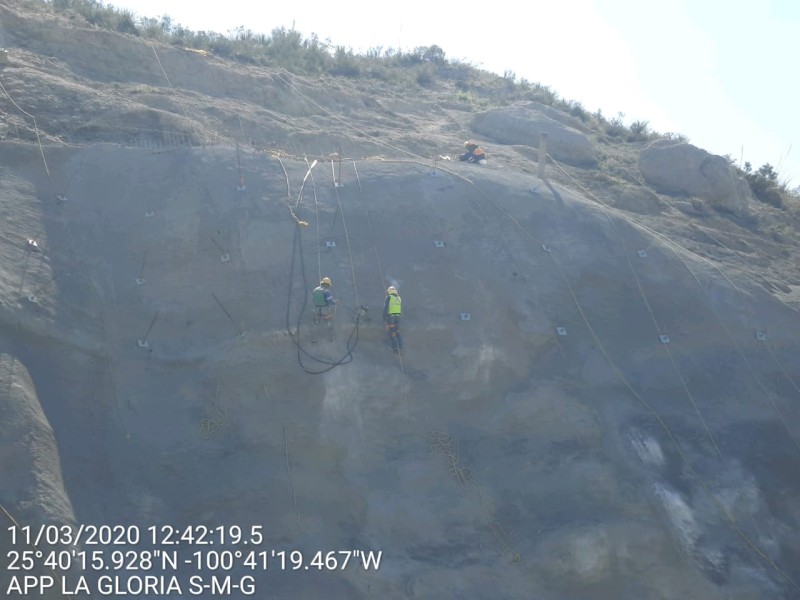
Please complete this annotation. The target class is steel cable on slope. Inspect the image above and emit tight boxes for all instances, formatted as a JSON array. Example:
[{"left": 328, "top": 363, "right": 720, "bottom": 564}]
[
  {"left": 658, "top": 207, "right": 800, "bottom": 426},
  {"left": 456, "top": 167, "right": 798, "bottom": 588},
  {"left": 7, "top": 43, "right": 247, "bottom": 442},
  {"left": 274, "top": 72, "right": 423, "bottom": 161},
  {"left": 352, "top": 161, "right": 386, "bottom": 287},
  {"left": 618, "top": 163, "right": 798, "bottom": 254},
  {"left": 0, "top": 76, "right": 51, "bottom": 180},
  {"left": 272, "top": 72, "right": 538, "bottom": 561},
  {"left": 548, "top": 158, "right": 800, "bottom": 455},
  {"left": 265, "top": 73, "right": 790, "bottom": 573},
  {"left": 0, "top": 75, "right": 150, "bottom": 598},
  {"left": 348, "top": 161, "right": 414, "bottom": 422},
  {"left": 268, "top": 78, "right": 781, "bottom": 568},
  {"left": 602, "top": 208, "right": 727, "bottom": 463},
  {"left": 237, "top": 76, "right": 793, "bottom": 573},
  {"left": 348, "top": 160, "right": 520, "bottom": 562},
  {"left": 330, "top": 109, "right": 794, "bottom": 577},
  {"left": 150, "top": 44, "right": 201, "bottom": 139},
  {"left": 330, "top": 160, "right": 360, "bottom": 310},
  {"left": 263, "top": 123, "right": 794, "bottom": 575},
  {"left": 590, "top": 192, "right": 769, "bottom": 543},
  {"left": 1, "top": 72, "right": 131, "bottom": 439},
  {"left": 558, "top": 159, "right": 800, "bottom": 316},
  {"left": 1, "top": 74, "right": 59, "bottom": 310},
  {"left": 309, "top": 160, "right": 323, "bottom": 283},
  {"left": 604, "top": 161, "right": 780, "bottom": 537},
  {"left": 23, "top": 161, "right": 95, "bottom": 306},
  {"left": 578, "top": 166, "right": 796, "bottom": 477}
]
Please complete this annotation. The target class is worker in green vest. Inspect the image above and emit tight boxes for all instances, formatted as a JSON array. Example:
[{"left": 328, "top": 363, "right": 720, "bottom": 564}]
[{"left": 383, "top": 286, "right": 403, "bottom": 352}]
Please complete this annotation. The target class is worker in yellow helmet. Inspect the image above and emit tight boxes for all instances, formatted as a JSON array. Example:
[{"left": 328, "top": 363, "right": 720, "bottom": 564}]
[
  {"left": 312, "top": 277, "right": 336, "bottom": 324},
  {"left": 383, "top": 285, "right": 403, "bottom": 352}
]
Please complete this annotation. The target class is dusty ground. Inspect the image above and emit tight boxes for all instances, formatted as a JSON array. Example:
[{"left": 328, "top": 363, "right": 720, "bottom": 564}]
[{"left": 2, "top": 3, "right": 800, "bottom": 599}]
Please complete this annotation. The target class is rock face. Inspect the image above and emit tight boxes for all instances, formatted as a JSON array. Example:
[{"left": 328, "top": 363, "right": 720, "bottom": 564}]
[
  {"left": 639, "top": 140, "right": 753, "bottom": 215},
  {"left": 470, "top": 103, "right": 596, "bottom": 166},
  {"left": 0, "top": 353, "right": 76, "bottom": 599},
  {"left": 0, "top": 353, "right": 75, "bottom": 526},
  {"left": 1, "top": 137, "right": 800, "bottom": 600}
]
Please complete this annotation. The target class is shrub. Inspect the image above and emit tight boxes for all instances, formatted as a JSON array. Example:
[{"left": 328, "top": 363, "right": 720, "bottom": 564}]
[
  {"left": 301, "top": 34, "right": 331, "bottom": 73},
  {"left": 421, "top": 45, "right": 446, "bottom": 64},
  {"left": 139, "top": 17, "right": 167, "bottom": 41},
  {"left": 626, "top": 120, "right": 651, "bottom": 142},
  {"left": 330, "top": 46, "right": 360, "bottom": 77},
  {"left": 415, "top": 65, "right": 435, "bottom": 87},
  {"left": 456, "top": 90, "right": 472, "bottom": 103},
  {"left": 368, "top": 64, "right": 390, "bottom": 81},
  {"left": 566, "top": 100, "right": 588, "bottom": 122},
  {"left": 529, "top": 83, "right": 557, "bottom": 105},
  {"left": 116, "top": 10, "right": 138, "bottom": 35},
  {"left": 263, "top": 26, "right": 305, "bottom": 69},
  {"left": 744, "top": 163, "right": 785, "bottom": 208},
  {"left": 605, "top": 116, "right": 626, "bottom": 138},
  {"left": 659, "top": 132, "right": 689, "bottom": 143}
]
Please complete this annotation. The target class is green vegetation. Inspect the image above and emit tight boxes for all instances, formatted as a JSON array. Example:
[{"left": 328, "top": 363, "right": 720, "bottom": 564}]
[
  {"left": 22, "top": 0, "right": 670, "bottom": 140},
  {"left": 741, "top": 162, "right": 788, "bottom": 208},
  {"left": 12, "top": 0, "right": 797, "bottom": 201}
]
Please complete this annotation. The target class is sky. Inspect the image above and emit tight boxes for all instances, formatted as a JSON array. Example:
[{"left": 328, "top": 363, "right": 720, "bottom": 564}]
[{"left": 113, "top": 0, "right": 800, "bottom": 186}]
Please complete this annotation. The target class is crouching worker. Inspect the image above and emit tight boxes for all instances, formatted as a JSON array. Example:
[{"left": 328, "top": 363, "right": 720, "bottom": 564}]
[
  {"left": 312, "top": 277, "right": 336, "bottom": 324},
  {"left": 459, "top": 140, "right": 486, "bottom": 164},
  {"left": 383, "top": 286, "right": 403, "bottom": 352}
]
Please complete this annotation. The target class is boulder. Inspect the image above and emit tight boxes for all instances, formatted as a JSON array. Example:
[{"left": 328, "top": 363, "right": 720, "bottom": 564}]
[
  {"left": 639, "top": 140, "right": 753, "bottom": 216},
  {"left": 470, "top": 104, "right": 596, "bottom": 167}
]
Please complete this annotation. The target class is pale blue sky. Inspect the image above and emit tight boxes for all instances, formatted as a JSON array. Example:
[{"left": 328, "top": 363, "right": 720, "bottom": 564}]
[{"left": 114, "top": 0, "right": 799, "bottom": 185}]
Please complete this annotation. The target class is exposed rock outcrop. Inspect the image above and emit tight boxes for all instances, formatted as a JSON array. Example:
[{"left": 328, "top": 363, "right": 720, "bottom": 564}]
[
  {"left": 470, "top": 103, "right": 596, "bottom": 166},
  {"left": 0, "top": 353, "right": 75, "bottom": 526},
  {"left": 639, "top": 140, "right": 753, "bottom": 216}
]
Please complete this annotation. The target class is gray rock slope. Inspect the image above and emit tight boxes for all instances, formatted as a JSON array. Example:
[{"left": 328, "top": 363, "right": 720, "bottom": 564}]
[{"left": 0, "top": 140, "right": 798, "bottom": 599}]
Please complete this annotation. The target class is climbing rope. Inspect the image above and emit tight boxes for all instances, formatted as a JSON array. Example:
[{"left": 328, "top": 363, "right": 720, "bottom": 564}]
[
  {"left": 279, "top": 158, "right": 360, "bottom": 374},
  {"left": 330, "top": 158, "right": 360, "bottom": 309},
  {"left": 352, "top": 161, "right": 386, "bottom": 286}
]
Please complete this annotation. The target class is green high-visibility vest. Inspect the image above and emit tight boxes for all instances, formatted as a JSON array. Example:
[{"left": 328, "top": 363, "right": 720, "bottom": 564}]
[
  {"left": 387, "top": 294, "right": 402, "bottom": 315},
  {"left": 312, "top": 286, "right": 327, "bottom": 307}
]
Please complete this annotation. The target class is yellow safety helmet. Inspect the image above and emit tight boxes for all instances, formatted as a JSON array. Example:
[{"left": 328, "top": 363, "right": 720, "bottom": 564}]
[
  {"left": 320, "top": 277, "right": 332, "bottom": 286},
  {"left": 387, "top": 286, "right": 397, "bottom": 295}
]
